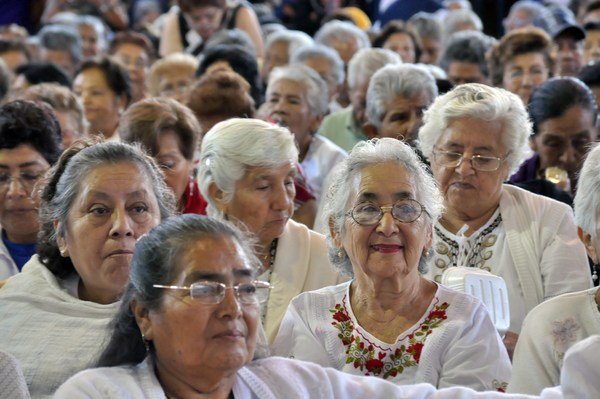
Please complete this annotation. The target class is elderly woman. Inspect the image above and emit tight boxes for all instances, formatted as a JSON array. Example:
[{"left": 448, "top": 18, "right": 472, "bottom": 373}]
[
  {"left": 261, "top": 29, "right": 313, "bottom": 85},
  {"left": 373, "top": 20, "right": 421, "bottom": 64},
  {"left": 0, "top": 101, "right": 62, "bottom": 280},
  {"left": 265, "top": 64, "right": 347, "bottom": 204},
  {"left": 510, "top": 77, "right": 598, "bottom": 199},
  {"left": 109, "top": 31, "right": 155, "bottom": 103},
  {"left": 273, "top": 138, "right": 511, "bottom": 390},
  {"left": 148, "top": 53, "right": 198, "bottom": 103},
  {"left": 119, "top": 97, "right": 206, "bottom": 214},
  {"left": 417, "top": 83, "right": 593, "bottom": 358},
  {"left": 487, "top": 27, "right": 555, "bottom": 105},
  {"left": 54, "top": 214, "right": 577, "bottom": 399},
  {"left": 508, "top": 144, "right": 600, "bottom": 395},
  {"left": 198, "top": 118, "right": 344, "bottom": 343},
  {"left": 0, "top": 140, "right": 176, "bottom": 397},
  {"left": 73, "top": 57, "right": 131, "bottom": 141}
]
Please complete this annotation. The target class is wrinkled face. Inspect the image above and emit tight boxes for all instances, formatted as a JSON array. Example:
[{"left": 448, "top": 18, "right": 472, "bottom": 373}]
[
  {"left": 328, "top": 37, "right": 359, "bottom": 64},
  {"left": 301, "top": 57, "right": 337, "bottom": 101},
  {"left": 155, "top": 131, "right": 194, "bottom": 202},
  {"left": 214, "top": 163, "right": 296, "bottom": 247},
  {"left": 555, "top": 36, "right": 584, "bottom": 77},
  {"left": 383, "top": 32, "right": 416, "bottom": 63},
  {"left": 502, "top": 52, "right": 549, "bottom": 104},
  {"left": 335, "top": 162, "right": 432, "bottom": 282},
  {"left": 158, "top": 68, "right": 195, "bottom": 103},
  {"left": 0, "top": 144, "right": 50, "bottom": 244},
  {"left": 139, "top": 236, "right": 259, "bottom": 387},
  {"left": 430, "top": 118, "right": 509, "bottom": 221},
  {"left": 532, "top": 105, "right": 597, "bottom": 189},
  {"left": 583, "top": 30, "right": 600, "bottom": 65},
  {"left": 261, "top": 41, "right": 289, "bottom": 82},
  {"left": 377, "top": 91, "right": 431, "bottom": 144},
  {"left": 112, "top": 43, "right": 150, "bottom": 87},
  {"left": 58, "top": 162, "right": 161, "bottom": 304},
  {"left": 185, "top": 6, "right": 224, "bottom": 41},
  {"left": 447, "top": 61, "right": 487, "bottom": 85},
  {"left": 349, "top": 76, "right": 370, "bottom": 128},
  {"left": 79, "top": 24, "right": 101, "bottom": 58},
  {"left": 40, "top": 48, "right": 75, "bottom": 77},
  {"left": 419, "top": 37, "right": 442, "bottom": 65}
]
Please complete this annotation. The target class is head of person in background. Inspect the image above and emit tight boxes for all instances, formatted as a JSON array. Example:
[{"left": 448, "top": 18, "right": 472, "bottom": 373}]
[
  {"left": 204, "top": 27, "right": 257, "bottom": 59},
  {"left": 552, "top": 6, "right": 586, "bottom": 76},
  {"left": 120, "top": 97, "right": 203, "bottom": 214},
  {"left": 148, "top": 53, "right": 198, "bottom": 104},
  {"left": 19, "top": 83, "right": 86, "bottom": 148},
  {"left": 0, "top": 24, "right": 28, "bottom": 42},
  {"left": 524, "top": 77, "right": 598, "bottom": 194},
  {"left": 372, "top": 20, "right": 421, "bottom": 64},
  {"left": 0, "top": 100, "right": 63, "bottom": 279},
  {"left": 439, "top": 31, "right": 495, "bottom": 86},
  {"left": 186, "top": 68, "right": 255, "bottom": 135},
  {"left": 0, "top": 59, "right": 9, "bottom": 105},
  {"left": 442, "top": 8, "right": 484, "bottom": 38},
  {"left": 197, "top": 43, "right": 263, "bottom": 107},
  {"left": 290, "top": 44, "right": 345, "bottom": 113},
  {"left": 487, "top": 26, "right": 555, "bottom": 104},
  {"left": 73, "top": 56, "right": 131, "bottom": 141},
  {"left": 37, "top": 24, "right": 81, "bottom": 78},
  {"left": 407, "top": 12, "right": 443, "bottom": 65},
  {"left": 0, "top": 39, "right": 30, "bottom": 75},
  {"left": 77, "top": 15, "right": 109, "bottom": 59},
  {"left": 261, "top": 29, "right": 313, "bottom": 85},
  {"left": 583, "top": 21, "right": 600, "bottom": 64},
  {"left": 12, "top": 61, "right": 72, "bottom": 99},
  {"left": 109, "top": 31, "right": 155, "bottom": 103},
  {"left": 365, "top": 64, "right": 438, "bottom": 147},
  {"left": 582, "top": 0, "right": 600, "bottom": 24},
  {"left": 577, "top": 61, "right": 600, "bottom": 104},
  {"left": 179, "top": 0, "right": 228, "bottom": 44},
  {"left": 503, "top": 0, "right": 557, "bottom": 34}
]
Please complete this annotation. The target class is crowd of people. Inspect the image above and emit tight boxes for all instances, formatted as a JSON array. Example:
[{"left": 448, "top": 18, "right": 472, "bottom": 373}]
[{"left": 0, "top": 0, "right": 599, "bottom": 398}]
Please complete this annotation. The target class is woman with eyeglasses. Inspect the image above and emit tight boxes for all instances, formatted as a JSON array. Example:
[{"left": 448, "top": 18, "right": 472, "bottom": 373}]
[
  {"left": 417, "top": 83, "right": 593, "bottom": 359},
  {"left": 272, "top": 138, "right": 511, "bottom": 390},
  {"left": 0, "top": 100, "right": 62, "bottom": 280}
]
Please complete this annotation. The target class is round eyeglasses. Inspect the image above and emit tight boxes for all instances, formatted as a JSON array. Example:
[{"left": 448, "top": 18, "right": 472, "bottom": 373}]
[
  {"left": 348, "top": 199, "right": 429, "bottom": 226},
  {"left": 433, "top": 150, "right": 505, "bottom": 172},
  {"left": 153, "top": 280, "right": 273, "bottom": 305}
]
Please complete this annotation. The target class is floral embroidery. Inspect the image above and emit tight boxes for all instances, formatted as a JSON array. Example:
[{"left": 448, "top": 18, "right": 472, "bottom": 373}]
[
  {"left": 493, "top": 379, "right": 507, "bottom": 392},
  {"left": 551, "top": 317, "right": 581, "bottom": 364},
  {"left": 329, "top": 301, "right": 449, "bottom": 379}
]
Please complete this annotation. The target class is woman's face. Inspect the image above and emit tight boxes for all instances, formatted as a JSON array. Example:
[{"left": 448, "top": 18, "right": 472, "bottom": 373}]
[
  {"left": 54, "top": 110, "right": 83, "bottom": 149},
  {"left": 502, "top": 51, "right": 549, "bottom": 104},
  {"left": 266, "top": 78, "right": 322, "bottom": 156},
  {"left": 112, "top": 43, "right": 150, "bottom": 89},
  {"left": 0, "top": 144, "right": 50, "bottom": 244},
  {"left": 185, "top": 6, "right": 224, "bottom": 41},
  {"left": 158, "top": 68, "right": 195, "bottom": 103},
  {"left": 383, "top": 32, "right": 416, "bottom": 63},
  {"left": 79, "top": 24, "right": 101, "bottom": 58},
  {"left": 430, "top": 118, "right": 509, "bottom": 222},
  {"left": 155, "top": 131, "right": 194, "bottom": 202},
  {"left": 336, "top": 162, "right": 432, "bottom": 282},
  {"left": 74, "top": 67, "right": 126, "bottom": 134},
  {"left": 377, "top": 91, "right": 430, "bottom": 144},
  {"left": 213, "top": 163, "right": 295, "bottom": 247},
  {"left": 58, "top": 162, "right": 161, "bottom": 304},
  {"left": 138, "top": 236, "right": 258, "bottom": 390},
  {"left": 531, "top": 105, "right": 597, "bottom": 188}
]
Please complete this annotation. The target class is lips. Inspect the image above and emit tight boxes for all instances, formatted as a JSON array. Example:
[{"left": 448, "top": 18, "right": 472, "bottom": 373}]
[
  {"left": 106, "top": 249, "right": 134, "bottom": 257},
  {"left": 371, "top": 244, "right": 403, "bottom": 253},
  {"left": 213, "top": 329, "right": 245, "bottom": 339}
]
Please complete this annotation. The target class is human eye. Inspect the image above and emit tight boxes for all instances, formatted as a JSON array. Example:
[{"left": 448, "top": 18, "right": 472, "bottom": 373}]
[
  {"left": 129, "top": 203, "right": 149, "bottom": 214},
  {"left": 440, "top": 151, "right": 461, "bottom": 162},
  {"left": 355, "top": 202, "right": 380, "bottom": 215},
  {"left": 542, "top": 137, "right": 564, "bottom": 148},
  {"left": 91, "top": 89, "right": 105, "bottom": 96},
  {"left": 88, "top": 205, "right": 110, "bottom": 216},
  {"left": 0, "top": 173, "right": 11, "bottom": 184},
  {"left": 190, "top": 281, "right": 222, "bottom": 301},
  {"left": 509, "top": 69, "right": 523, "bottom": 79},
  {"left": 473, "top": 155, "right": 497, "bottom": 168},
  {"left": 389, "top": 112, "right": 409, "bottom": 123},
  {"left": 159, "top": 161, "right": 175, "bottom": 171},
  {"left": 393, "top": 201, "right": 419, "bottom": 219},
  {"left": 572, "top": 137, "right": 591, "bottom": 150},
  {"left": 21, "top": 171, "right": 44, "bottom": 181}
]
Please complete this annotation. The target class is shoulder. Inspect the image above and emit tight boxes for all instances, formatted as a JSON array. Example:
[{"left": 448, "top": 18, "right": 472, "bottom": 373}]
[
  {"left": 290, "top": 281, "right": 350, "bottom": 309},
  {"left": 525, "top": 288, "right": 596, "bottom": 324}
]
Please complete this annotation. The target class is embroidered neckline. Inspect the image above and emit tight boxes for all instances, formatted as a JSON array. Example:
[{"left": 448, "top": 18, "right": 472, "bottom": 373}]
[{"left": 329, "top": 295, "right": 449, "bottom": 379}]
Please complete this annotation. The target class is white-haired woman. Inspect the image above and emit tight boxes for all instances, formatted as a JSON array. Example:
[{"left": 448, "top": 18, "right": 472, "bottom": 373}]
[
  {"left": 508, "top": 143, "right": 600, "bottom": 395},
  {"left": 198, "top": 118, "right": 345, "bottom": 343},
  {"left": 417, "top": 83, "right": 592, "bottom": 358},
  {"left": 266, "top": 64, "right": 347, "bottom": 205},
  {"left": 261, "top": 29, "right": 313, "bottom": 84},
  {"left": 273, "top": 138, "right": 511, "bottom": 390}
]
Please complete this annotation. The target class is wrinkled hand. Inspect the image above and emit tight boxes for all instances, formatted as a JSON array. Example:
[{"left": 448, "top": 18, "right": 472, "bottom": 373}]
[{"left": 503, "top": 331, "right": 519, "bottom": 361}]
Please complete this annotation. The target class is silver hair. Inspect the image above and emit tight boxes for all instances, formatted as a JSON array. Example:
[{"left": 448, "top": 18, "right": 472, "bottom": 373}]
[
  {"left": 322, "top": 138, "right": 444, "bottom": 277},
  {"left": 442, "top": 9, "right": 483, "bottom": 38},
  {"left": 264, "top": 29, "right": 314, "bottom": 60},
  {"left": 290, "top": 44, "right": 345, "bottom": 86},
  {"left": 407, "top": 12, "right": 442, "bottom": 40},
  {"left": 574, "top": 143, "right": 600, "bottom": 237},
  {"left": 366, "top": 64, "right": 438, "bottom": 129},
  {"left": 505, "top": 1, "right": 556, "bottom": 34},
  {"left": 438, "top": 30, "right": 496, "bottom": 77},
  {"left": 347, "top": 48, "right": 401, "bottom": 89},
  {"left": 268, "top": 64, "right": 329, "bottom": 116},
  {"left": 205, "top": 28, "right": 257, "bottom": 58},
  {"left": 314, "top": 20, "right": 371, "bottom": 52},
  {"left": 38, "top": 23, "right": 82, "bottom": 64},
  {"left": 417, "top": 83, "right": 532, "bottom": 176},
  {"left": 198, "top": 118, "right": 299, "bottom": 220},
  {"left": 77, "top": 14, "right": 109, "bottom": 52}
]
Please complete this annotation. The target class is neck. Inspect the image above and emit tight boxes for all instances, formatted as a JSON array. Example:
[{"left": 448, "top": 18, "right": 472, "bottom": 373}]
[
  {"left": 156, "top": 359, "right": 237, "bottom": 399},
  {"left": 77, "top": 280, "right": 119, "bottom": 304},
  {"left": 440, "top": 204, "right": 499, "bottom": 236},
  {"left": 5, "top": 230, "right": 37, "bottom": 245},
  {"left": 90, "top": 118, "right": 119, "bottom": 140}
]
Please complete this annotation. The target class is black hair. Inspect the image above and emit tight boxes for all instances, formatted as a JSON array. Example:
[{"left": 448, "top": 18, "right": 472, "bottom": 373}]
[
  {"left": 15, "top": 61, "right": 72, "bottom": 88},
  {"left": 75, "top": 56, "right": 132, "bottom": 106},
  {"left": 577, "top": 62, "right": 600, "bottom": 87}
]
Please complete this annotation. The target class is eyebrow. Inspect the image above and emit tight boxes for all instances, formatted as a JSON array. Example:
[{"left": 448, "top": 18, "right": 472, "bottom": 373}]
[
  {"left": 86, "top": 189, "right": 150, "bottom": 200},
  {"left": 358, "top": 191, "right": 414, "bottom": 202},
  {"left": 0, "top": 161, "right": 47, "bottom": 169},
  {"left": 183, "top": 268, "right": 255, "bottom": 285}
]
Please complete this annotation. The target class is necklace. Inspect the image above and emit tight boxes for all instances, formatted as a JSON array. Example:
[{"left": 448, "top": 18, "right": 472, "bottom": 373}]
[{"left": 260, "top": 238, "right": 278, "bottom": 276}]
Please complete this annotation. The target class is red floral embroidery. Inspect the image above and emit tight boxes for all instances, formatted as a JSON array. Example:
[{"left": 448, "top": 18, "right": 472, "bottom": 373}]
[{"left": 330, "top": 301, "right": 450, "bottom": 379}]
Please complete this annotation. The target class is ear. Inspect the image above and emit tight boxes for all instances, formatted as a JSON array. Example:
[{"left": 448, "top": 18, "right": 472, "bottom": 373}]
[
  {"left": 309, "top": 114, "right": 324, "bottom": 134},
  {"left": 208, "top": 182, "right": 228, "bottom": 214},
  {"left": 328, "top": 216, "right": 343, "bottom": 249},
  {"left": 131, "top": 297, "right": 153, "bottom": 340},
  {"left": 424, "top": 224, "right": 433, "bottom": 252},
  {"left": 53, "top": 220, "right": 69, "bottom": 257},
  {"left": 362, "top": 122, "right": 378, "bottom": 140},
  {"left": 577, "top": 226, "right": 598, "bottom": 264}
]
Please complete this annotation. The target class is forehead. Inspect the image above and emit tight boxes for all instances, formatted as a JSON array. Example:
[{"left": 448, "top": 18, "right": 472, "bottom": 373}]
[
  {"left": 0, "top": 144, "right": 46, "bottom": 165},
  {"left": 75, "top": 67, "right": 108, "bottom": 87},
  {"left": 537, "top": 106, "right": 596, "bottom": 134},
  {"left": 115, "top": 42, "right": 147, "bottom": 57},
  {"left": 436, "top": 118, "right": 506, "bottom": 150},
  {"left": 77, "top": 161, "right": 152, "bottom": 192},
  {"left": 268, "top": 78, "right": 305, "bottom": 96},
  {"left": 240, "top": 163, "right": 295, "bottom": 182},
  {"left": 302, "top": 57, "right": 332, "bottom": 74},
  {"left": 506, "top": 52, "right": 547, "bottom": 68},
  {"left": 384, "top": 91, "right": 431, "bottom": 112},
  {"left": 350, "top": 162, "right": 417, "bottom": 203}
]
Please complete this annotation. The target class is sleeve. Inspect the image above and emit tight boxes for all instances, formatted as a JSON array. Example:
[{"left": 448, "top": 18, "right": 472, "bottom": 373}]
[{"left": 436, "top": 302, "right": 512, "bottom": 391}]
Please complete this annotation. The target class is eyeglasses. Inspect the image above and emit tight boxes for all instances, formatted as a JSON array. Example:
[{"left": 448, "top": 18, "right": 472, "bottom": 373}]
[
  {"left": 153, "top": 280, "right": 273, "bottom": 305},
  {"left": 348, "top": 199, "right": 428, "bottom": 226},
  {"left": 433, "top": 150, "right": 505, "bottom": 172},
  {"left": 0, "top": 171, "right": 46, "bottom": 193}
]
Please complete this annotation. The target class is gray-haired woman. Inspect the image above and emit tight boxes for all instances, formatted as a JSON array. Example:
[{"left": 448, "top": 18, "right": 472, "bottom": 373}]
[
  {"left": 198, "top": 118, "right": 344, "bottom": 343},
  {"left": 272, "top": 138, "right": 511, "bottom": 390}
]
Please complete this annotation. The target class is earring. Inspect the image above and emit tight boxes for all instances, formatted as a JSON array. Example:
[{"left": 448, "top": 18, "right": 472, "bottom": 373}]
[
  {"left": 423, "top": 249, "right": 431, "bottom": 258},
  {"left": 59, "top": 248, "right": 68, "bottom": 257},
  {"left": 337, "top": 249, "right": 344, "bottom": 258},
  {"left": 592, "top": 263, "right": 599, "bottom": 283},
  {"left": 141, "top": 333, "right": 150, "bottom": 354}
]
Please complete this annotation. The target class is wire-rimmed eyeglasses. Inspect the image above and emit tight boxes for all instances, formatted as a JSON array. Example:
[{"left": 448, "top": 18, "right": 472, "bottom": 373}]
[
  {"left": 153, "top": 280, "right": 273, "bottom": 305},
  {"left": 0, "top": 171, "right": 46, "bottom": 193},
  {"left": 347, "top": 199, "right": 429, "bottom": 226},
  {"left": 433, "top": 149, "right": 505, "bottom": 172}
]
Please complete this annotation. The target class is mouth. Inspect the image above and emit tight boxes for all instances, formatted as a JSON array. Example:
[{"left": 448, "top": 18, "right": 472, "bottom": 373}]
[
  {"left": 450, "top": 181, "right": 475, "bottom": 190},
  {"left": 370, "top": 244, "right": 403, "bottom": 253},
  {"left": 214, "top": 329, "right": 245, "bottom": 339},
  {"left": 106, "top": 249, "right": 134, "bottom": 257}
]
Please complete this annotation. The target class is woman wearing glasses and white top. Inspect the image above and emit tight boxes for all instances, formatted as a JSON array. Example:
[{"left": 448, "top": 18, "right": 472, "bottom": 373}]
[
  {"left": 417, "top": 83, "right": 593, "bottom": 358},
  {"left": 272, "top": 138, "right": 511, "bottom": 390}
]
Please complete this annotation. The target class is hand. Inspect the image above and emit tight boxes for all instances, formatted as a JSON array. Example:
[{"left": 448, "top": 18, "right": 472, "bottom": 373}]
[{"left": 503, "top": 331, "right": 519, "bottom": 360}]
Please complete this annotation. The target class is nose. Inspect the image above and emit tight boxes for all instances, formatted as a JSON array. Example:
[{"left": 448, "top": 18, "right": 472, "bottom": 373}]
[
  {"left": 6, "top": 176, "right": 26, "bottom": 198},
  {"left": 521, "top": 72, "right": 533, "bottom": 87},
  {"left": 454, "top": 154, "right": 476, "bottom": 176},
  {"left": 109, "top": 208, "right": 134, "bottom": 238},
  {"left": 559, "top": 142, "right": 577, "bottom": 168},
  {"left": 216, "top": 288, "right": 243, "bottom": 319},
  {"left": 406, "top": 112, "right": 423, "bottom": 142},
  {"left": 272, "top": 182, "right": 292, "bottom": 211},
  {"left": 376, "top": 208, "right": 400, "bottom": 237}
]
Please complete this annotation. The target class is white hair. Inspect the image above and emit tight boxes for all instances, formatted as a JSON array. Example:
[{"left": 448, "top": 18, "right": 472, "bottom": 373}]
[
  {"left": 198, "top": 118, "right": 299, "bottom": 219},
  {"left": 442, "top": 9, "right": 483, "bottom": 38},
  {"left": 291, "top": 44, "right": 345, "bottom": 86},
  {"left": 575, "top": 143, "right": 600, "bottom": 237},
  {"left": 265, "top": 29, "right": 314, "bottom": 60},
  {"left": 314, "top": 20, "right": 371, "bottom": 52},
  {"left": 417, "top": 83, "right": 532, "bottom": 176},
  {"left": 268, "top": 64, "right": 329, "bottom": 116},
  {"left": 347, "top": 48, "right": 401, "bottom": 89}
]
